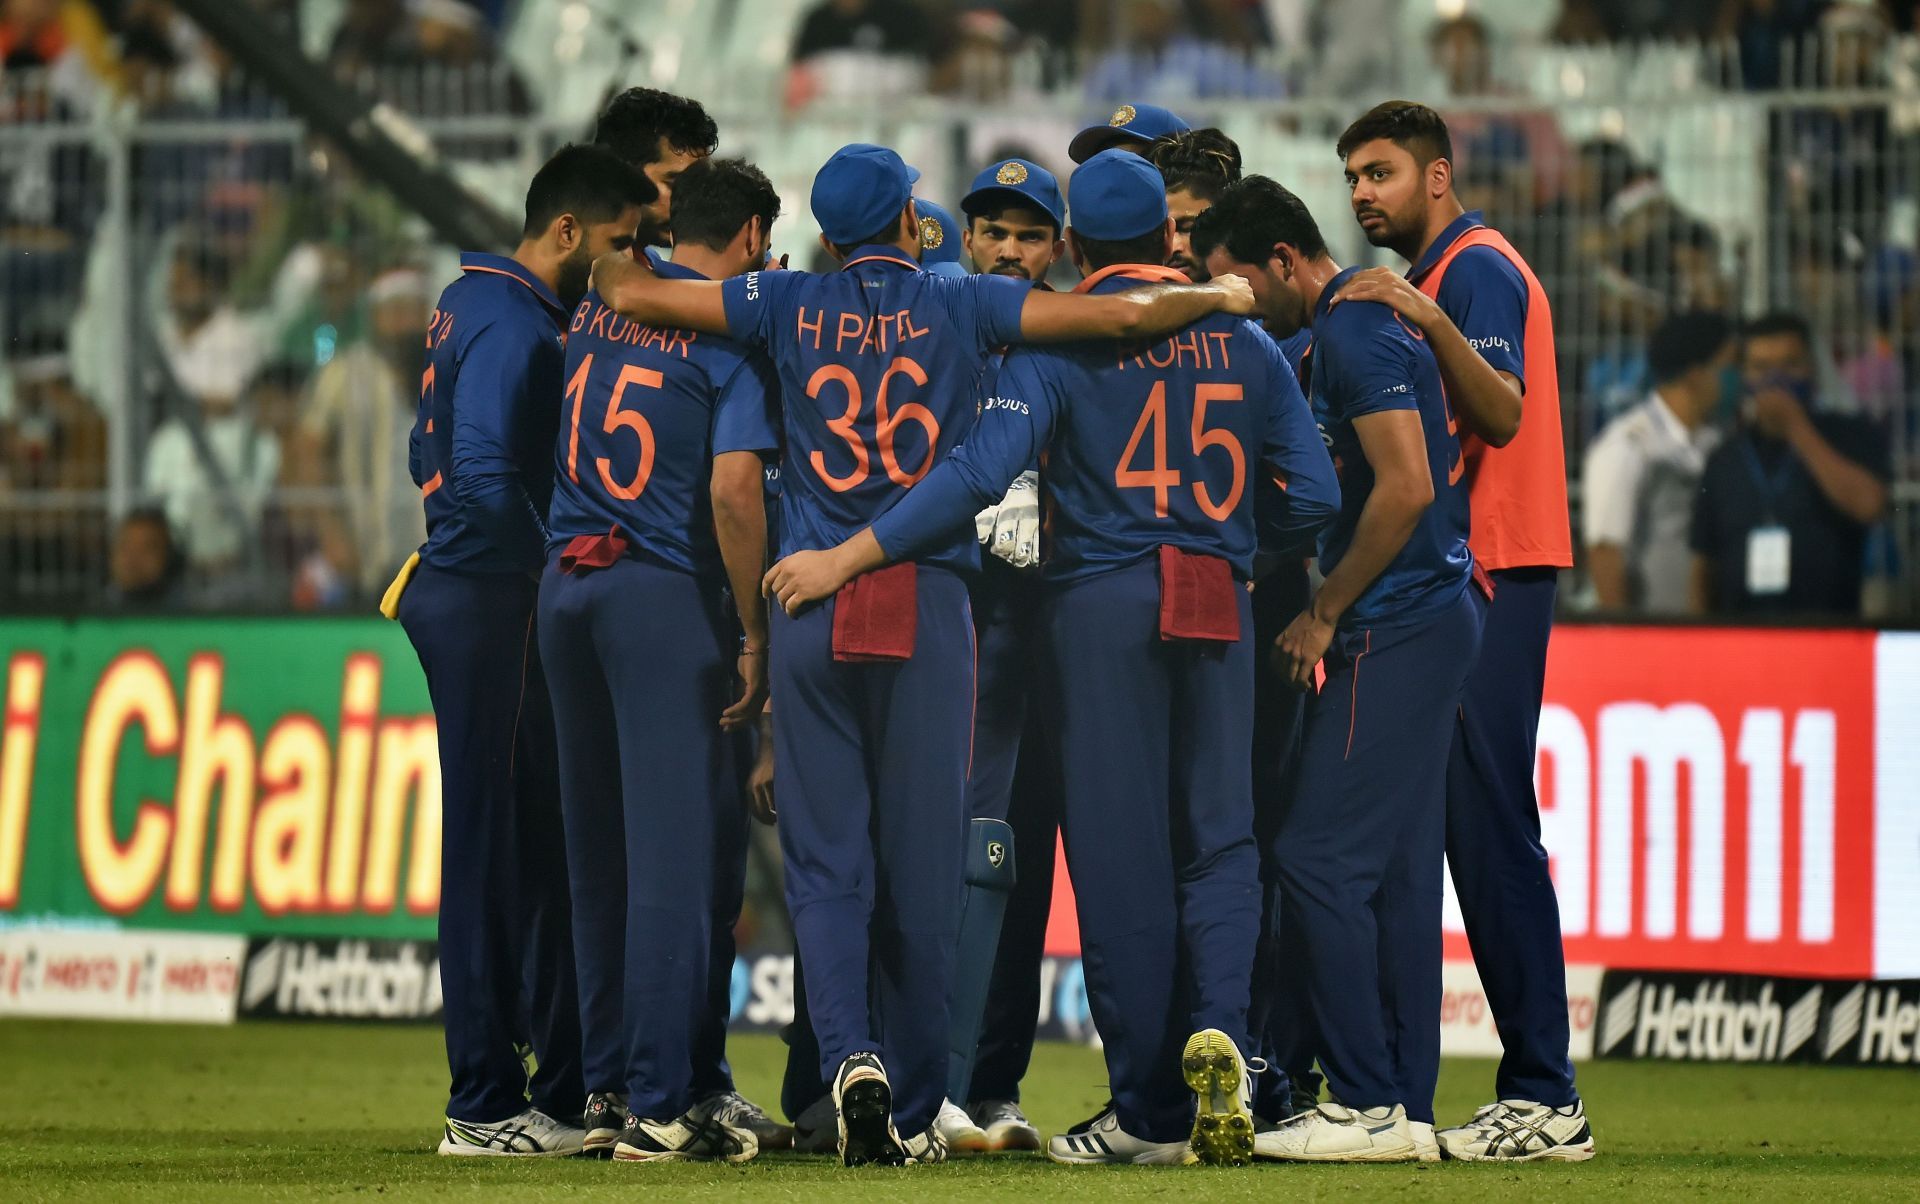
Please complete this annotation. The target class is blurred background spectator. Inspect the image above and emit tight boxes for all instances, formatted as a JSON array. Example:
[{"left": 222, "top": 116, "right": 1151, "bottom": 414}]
[
  {"left": 103, "top": 504, "right": 184, "bottom": 608},
  {"left": 1690, "top": 312, "right": 1892, "bottom": 618},
  {"left": 1582, "top": 310, "right": 1732, "bottom": 615}
]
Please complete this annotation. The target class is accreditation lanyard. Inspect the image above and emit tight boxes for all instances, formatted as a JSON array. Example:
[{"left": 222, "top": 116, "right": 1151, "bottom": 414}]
[{"left": 1740, "top": 438, "right": 1797, "bottom": 596}]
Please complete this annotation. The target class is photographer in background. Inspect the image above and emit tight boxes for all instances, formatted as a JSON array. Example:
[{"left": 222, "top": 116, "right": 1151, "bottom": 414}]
[{"left": 1689, "top": 312, "right": 1890, "bottom": 619}]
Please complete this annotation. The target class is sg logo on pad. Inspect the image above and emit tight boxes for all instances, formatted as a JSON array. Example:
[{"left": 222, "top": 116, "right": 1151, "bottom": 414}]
[
  {"left": 1109, "top": 104, "right": 1136, "bottom": 127},
  {"left": 987, "top": 841, "right": 1007, "bottom": 869}
]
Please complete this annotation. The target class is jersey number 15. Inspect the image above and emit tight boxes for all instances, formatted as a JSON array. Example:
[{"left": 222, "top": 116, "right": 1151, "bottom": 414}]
[{"left": 565, "top": 352, "right": 658, "bottom": 501}]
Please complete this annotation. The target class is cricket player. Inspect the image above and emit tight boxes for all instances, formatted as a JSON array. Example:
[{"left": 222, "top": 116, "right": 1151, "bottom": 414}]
[
  {"left": 1069, "top": 100, "right": 1190, "bottom": 162},
  {"left": 1331, "top": 101, "right": 1588, "bottom": 1161},
  {"left": 538, "top": 157, "right": 786, "bottom": 1163},
  {"left": 397, "top": 144, "right": 650, "bottom": 1157},
  {"left": 1144, "top": 126, "right": 1321, "bottom": 1127},
  {"left": 936, "top": 156, "right": 1069, "bottom": 1156},
  {"left": 590, "top": 142, "right": 1252, "bottom": 1166},
  {"left": 593, "top": 87, "right": 719, "bottom": 247},
  {"left": 1196, "top": 176, "right": 1482, "bottom": 1162},
  {"left": 763, "top": 149, "right": 1338, "bottom": 1168}
]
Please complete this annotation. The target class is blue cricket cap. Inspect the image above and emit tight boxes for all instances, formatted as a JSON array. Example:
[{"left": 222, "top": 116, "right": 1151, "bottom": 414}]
[
  {"left": 1068, "top": 149, "right": 1169, "bottom": 242},
  {"left": 960, "top": 158, "right": 1066, "bottom": 231},
  {"left": 811, "top": 143, "right": 913, "bottom": 246},
  {"left": 1069, "top": 102, "right": 1190, "bottom": 163},
  {"left": 914, "top": 198, "right": 968, "bottom": 277}
]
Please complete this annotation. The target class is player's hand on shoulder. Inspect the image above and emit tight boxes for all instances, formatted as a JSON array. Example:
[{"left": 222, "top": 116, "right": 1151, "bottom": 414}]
[
  {"left": 763, "top": 548, "right": 855, "bottom": 615},
  {"left": 1332, "top": 267, "right": 1443, "bottom": 331},
  {"left": 1210, "top": 271, "right": 1255, "bottom": 316},
  {"left": 1275, "top": 606, "right": 1335, "bottom": 691}
]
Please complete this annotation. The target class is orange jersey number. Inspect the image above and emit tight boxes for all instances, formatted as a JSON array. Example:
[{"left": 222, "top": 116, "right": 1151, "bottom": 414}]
[
  {"left": 1116, "top": 380, "right": 1247, "bottom": 520},
  {"left": 566, "top": 352, "right": 661, "bottom": 501},
  {"left": 807, "top": 355, "right": 939, "bottom": 492}
]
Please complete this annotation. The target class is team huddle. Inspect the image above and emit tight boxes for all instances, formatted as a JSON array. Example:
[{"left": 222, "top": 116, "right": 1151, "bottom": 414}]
[{"left": 389, "top": 87, "right": 1593, "bottom": 1169}]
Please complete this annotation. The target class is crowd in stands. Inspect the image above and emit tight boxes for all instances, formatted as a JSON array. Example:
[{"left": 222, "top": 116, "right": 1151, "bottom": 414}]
[{"left": 0, "top": 0, "right": 1912, "bottom": 618}]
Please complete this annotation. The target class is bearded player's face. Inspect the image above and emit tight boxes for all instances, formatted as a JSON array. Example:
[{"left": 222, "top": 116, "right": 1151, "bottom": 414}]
[
  {"left": 1344, "top": 138, "right": 1428, "bottom": 254},
  {"left": 965, "top": 208, "right": 1062, "bottom": 282}
]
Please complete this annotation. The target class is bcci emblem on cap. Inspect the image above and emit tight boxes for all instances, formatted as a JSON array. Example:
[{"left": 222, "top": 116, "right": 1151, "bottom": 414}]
[
  {"left": 1110, "top": 104, "right": 1137, "bottom": 127},
  {"left": 919, "top": 215, "right": 944, "bottom": 251},
  {"left": 995, "top": 161, "right": 1029, "bottom": 186}
]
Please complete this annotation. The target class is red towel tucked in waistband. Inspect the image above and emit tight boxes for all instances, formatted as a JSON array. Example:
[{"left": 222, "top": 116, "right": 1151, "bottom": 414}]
[
  {"left": 1471, "top": 561, "right": 1496, "bottom": 601},
  {"left": 559, "top": 526, "right": 629, "bottom": 575},
  {"left": 832, "top": 562, "right": 918, "bottom": 662},
  {"left": 1157, "top": 545, "right": 1241, "bottom": 643}
]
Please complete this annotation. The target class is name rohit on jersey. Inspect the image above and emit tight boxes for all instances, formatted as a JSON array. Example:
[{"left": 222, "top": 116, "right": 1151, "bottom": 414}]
[
  {"left": 1117, "top": 328, "right": 1234, "bottom": 372},
  {"left": 570, "top": 299, "right": 697, "bottom": 357}
]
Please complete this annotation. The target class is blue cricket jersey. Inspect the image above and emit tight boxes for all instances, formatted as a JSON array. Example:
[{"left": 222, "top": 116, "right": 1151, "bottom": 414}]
[
  {"left": 719, "top": 246, "right": 1029, "bottom": 572},
  {"left": 411, "top": 253, "right": 568, "bottom": 575},
  {"left": 1306, "top": 266, "right": 1472, "bottom": 629},
  {"left": 547, "top": 256, "right": 779, "bottom": 578},
  {"left": 1407, "top": 209, "right": 1527, "bottom": 388},
  {"left": 870, "top": 268, "right": 1338, "bottom": 582}
]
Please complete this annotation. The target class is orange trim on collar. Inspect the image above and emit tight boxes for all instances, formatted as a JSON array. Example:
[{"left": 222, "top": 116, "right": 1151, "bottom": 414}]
[
  {"left": 841, "top": 253, "right": 920, "bottom": 272},
  {"left": 1071, "top": 263, "right": 1192, "bottom": 293},
  {"left": 461, "top": 263, "right": 562, "bottom": 311}
]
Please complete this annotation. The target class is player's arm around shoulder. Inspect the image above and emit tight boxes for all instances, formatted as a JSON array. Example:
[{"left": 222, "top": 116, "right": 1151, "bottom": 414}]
[
  {"left": 591, "top": 250, "right": 733, "bottom": 336},
  {"left": 1015, "top": 272, "right": 1254, "bottom": 343}
]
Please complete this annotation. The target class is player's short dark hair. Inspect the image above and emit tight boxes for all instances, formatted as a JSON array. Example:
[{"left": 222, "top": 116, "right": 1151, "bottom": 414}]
[
  {"left": 522, "top": 144, "right": 655, "bottom": 237},
  {"left": 1190, "top": 175, "right": 1327, "bottom": 268},
  {"left": 964, "top": 200, "right": 1060, "bottom": 239},
  {"left": 1146, "top": 128, "right": 1243, "bottom": 203},
  {"left": 1072, "top": 228, "right": 1170, "bottom": 274},
  {"left": 593, "top": 87, "right": 719, "bottom": 166},
  {"left": 669, "top": 157, "right": 782, "bottom": 252},
  {"left": 120, "top": 505, "right": 173, "bottom": 538},
  {"left": 829, "top": 209, "right": 911, "bottom": 259},
  {"left": 1648, "top": 310, "right": 1735, "bottom": 384},
  {"left": 1336, "top": 100, "right": 1454, "bottom": 169},
  {"left": 1744, "top": 311, "right": 1814, "bottom": 353}
]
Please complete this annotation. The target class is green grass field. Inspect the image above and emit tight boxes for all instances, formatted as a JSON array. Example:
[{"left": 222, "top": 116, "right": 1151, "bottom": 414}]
[{"left": 3, "top": 1021, "right": 1916, "bottom": 1201}]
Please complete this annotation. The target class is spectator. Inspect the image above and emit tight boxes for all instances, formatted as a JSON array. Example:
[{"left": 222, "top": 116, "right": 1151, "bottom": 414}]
[
  {"left": 143, "top": 241, "right": 281, "bottom": 580},
  {"left": 1690, "top": 312, "right": 1892, "bottom": 618},
  {"left": 1427, "top": 13, "right": 1568, "bottom": 208},
  {"left": 291, "top": 267, "right": 429, "bottom": 600},
  {"left": 1, "top": 0, "right": 117, "bottom": 116},
  {"left": 1582, "top": 311, "right": 1732, "bottom": 615},
  {"left": 786, "top": 0, "right": 933, "bottom": 109},
  {"left": 1080, "top": 0, "right": 1284, "bottom": 102},
  {"left": 104, "top": 506, "right": 184, "bottom": 609}
]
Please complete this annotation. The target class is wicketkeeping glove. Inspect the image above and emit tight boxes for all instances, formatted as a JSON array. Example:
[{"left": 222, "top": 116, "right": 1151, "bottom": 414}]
[{"left": 974, "top": 470, "right": 1041, "bottom": 569}]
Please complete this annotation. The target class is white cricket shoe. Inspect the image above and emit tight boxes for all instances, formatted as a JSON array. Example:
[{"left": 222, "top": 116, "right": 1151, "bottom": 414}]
[
  {"left": 969, "top": 1098, "right": 1042, "bottom": 1152},
  {"left": 933, "top": 1098, "right": 988, "bottom": 1155},
  {"left": 1046, "top": 1107, "right": 1195, "bottom": 1166},
  {"left": 1182, "top": 1028, "right": 1257, "bottom": 1166},
  {"left": 900, "top": 1125, "right": 951, "bottom": 1165},
  {"left": 438, "top": 1107, "right": 586, "bottom": 1157},
  {"left": 611, "top": 1103, "right": 758, "bottom": 1163},
  {"left": 702, "top": 1090, "right": 794, "bottom": 1151},
  {"left": 1410, "top": 1119, "right": 1440, "bottom": 1162},
  {"left": 1253, "top": 1101, "right": 1417, "bottom": 1163},
  {"left": 1437, "top": 1099, "right": 1595, "bottom": 1162}
]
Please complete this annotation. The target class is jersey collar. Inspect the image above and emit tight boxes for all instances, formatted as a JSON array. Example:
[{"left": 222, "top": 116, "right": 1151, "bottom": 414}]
[
  {"left": 1407, "top": 209, "right": 1487, "bottom": 284},
  {"left": 460, "top": 252, "right": 565, "bottom": 315},
  {"left": 840, "top": 245, "right": 921, "bottom": 272},
  {"left": 1071, "top": 263, "right": 1191, "bottom": 293},
  {"left": 1312, "top": 265, "right": 1361, "bottom": 325},
  {"left": 648, "top": 251, "right": 712, "bottom": 282}
]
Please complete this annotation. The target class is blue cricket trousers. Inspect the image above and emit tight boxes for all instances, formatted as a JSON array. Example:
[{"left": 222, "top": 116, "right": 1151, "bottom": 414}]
[
  {"left": 1443, "top": 567, "right": 1576, "bottom": 1106},
  {"left": 772, "top": 564, "right": 975, "bottom": 1139},
  {"left": 536, "top": 556, "right": 743, "bottom": 1121},
  {"left": 1274, "top": 588, "right": 1482, "bottom": 1117},
  {"left": 1043, "top": 558, "right": 1261, "bottom": 1144},
  {"left": 399, "top": 563, "right": 583, "bottom": 1123},
  {"left": 966, "top": 560, "right": 1060, "bottom": 1105}
]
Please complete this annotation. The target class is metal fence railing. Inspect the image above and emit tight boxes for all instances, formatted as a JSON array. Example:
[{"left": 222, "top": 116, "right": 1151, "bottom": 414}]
[{"left": 2, "top": 68, "right": 1915, "bottom": 616}]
